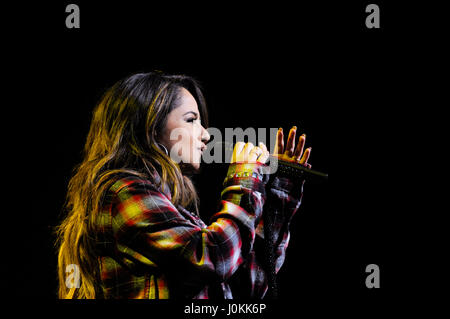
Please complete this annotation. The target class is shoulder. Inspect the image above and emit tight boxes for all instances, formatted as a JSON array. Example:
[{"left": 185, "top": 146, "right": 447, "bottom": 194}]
[
  {"left": 107, "top": 173, "right": 172, "bottom": 199},
  {"left": 109, "top": 175, "right": 157, "bottom": 195},
  {"left": 107, "top": 175, "right": 177, "bottom": 219},
  {"left": 102, "top": 175, "right": 179, "bottom": 235}
]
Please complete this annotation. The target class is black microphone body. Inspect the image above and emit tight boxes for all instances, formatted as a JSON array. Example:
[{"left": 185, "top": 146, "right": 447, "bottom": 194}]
[
  {"left": 215, "top": 141, "right": 328, "bottom": 183},
  {"left": 268, "top": 155, "right": 328, "bottom": 183}
]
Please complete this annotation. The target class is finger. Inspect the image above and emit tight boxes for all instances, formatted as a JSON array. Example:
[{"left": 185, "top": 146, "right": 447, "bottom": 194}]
[
  {"left": 259, "top": 142, "right": 268, "bottom": 154},
  {"left": 299, "top": 147, "right": 311, "bottom": 165},
  {"left": 241, "top": 142, "right": 254, "bottom": 162},
  {"left": 274, "top": 128, "right": 284, "bottom": 155},
  {"left": 257, "top": 142, "right": 270, "bottom": 163},
  {"left": 306, "top": 163, "right": 312, "bottom": 169},
  {"left": 232, "top": 142, "right": 246, "bottom": 163},
  {"left": 249, "top": 146, "right": 262, "bottom": 162},
  {"left": 293, "top": 134, "right": 306, "bottom": 160},
  {"left": 284, "top": 126, "right": 296, "bottom": 156}
]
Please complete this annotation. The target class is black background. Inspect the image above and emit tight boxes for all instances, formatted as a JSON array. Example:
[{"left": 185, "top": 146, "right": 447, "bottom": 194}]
[{"left": 5, "top": 0, "right": 441, "bottom": 315}]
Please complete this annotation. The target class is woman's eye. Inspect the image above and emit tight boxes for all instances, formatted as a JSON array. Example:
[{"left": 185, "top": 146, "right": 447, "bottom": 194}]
[{"left": 186, "top": 117, "right": 197, "bottom": 123}]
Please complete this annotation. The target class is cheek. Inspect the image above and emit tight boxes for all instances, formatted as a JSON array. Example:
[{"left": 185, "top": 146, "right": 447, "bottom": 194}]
[
  {"left": 178, "top": 126, "right": 195, "bottom": 147},
  {"left": 185, "top": 133, "right": 196, "bottom": 153},
  {"left": 166, "top": 126, "right": 196, "bottom": 158},
  {"left": 163, "top": 123, "right": 190, "bottom": 147}
]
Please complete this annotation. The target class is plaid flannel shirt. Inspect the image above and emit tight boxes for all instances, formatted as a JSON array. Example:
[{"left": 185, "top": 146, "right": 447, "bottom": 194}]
[{"left": 95, "top": 162, "right": 303, "bottom": 299}]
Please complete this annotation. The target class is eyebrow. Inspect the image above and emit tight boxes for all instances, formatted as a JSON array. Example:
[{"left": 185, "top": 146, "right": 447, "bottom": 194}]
[{"left": 183, "top": 111, "right": 199, "bottom": 117}]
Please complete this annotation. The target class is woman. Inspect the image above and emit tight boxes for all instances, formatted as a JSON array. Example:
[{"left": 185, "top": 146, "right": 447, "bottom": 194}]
[{"left": 56, "top": 71, "right": 311, "bottom": 299}]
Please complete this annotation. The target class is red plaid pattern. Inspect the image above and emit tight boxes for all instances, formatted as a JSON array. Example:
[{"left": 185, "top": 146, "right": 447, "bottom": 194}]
[{"left": 95, "top": 162, "right": 303, "bottom": 299}]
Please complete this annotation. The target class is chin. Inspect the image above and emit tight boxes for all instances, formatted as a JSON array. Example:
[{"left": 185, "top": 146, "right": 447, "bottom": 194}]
[{"left": 191, "top": 162, "right": 200, "bottom": 170}]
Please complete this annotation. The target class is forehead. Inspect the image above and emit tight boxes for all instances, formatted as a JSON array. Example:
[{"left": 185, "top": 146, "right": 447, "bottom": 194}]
[{"left": 174, "top": 87, "right": 199, "bottom": 113}]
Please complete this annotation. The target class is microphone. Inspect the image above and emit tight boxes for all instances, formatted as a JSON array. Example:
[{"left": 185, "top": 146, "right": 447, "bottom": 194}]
[
  {"left": 208, "top": 141, "right": 328, "bottom": 183},
  {"left": 267, "top": 155, "right": 328, "bottom": 184}
]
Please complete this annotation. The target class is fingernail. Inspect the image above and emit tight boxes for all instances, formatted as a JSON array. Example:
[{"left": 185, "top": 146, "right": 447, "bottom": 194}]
[
  {"left": 278, "top": 127, "right": 283, "bottom": 132},
  {"left": 302, "top": 134, "right": 306, "bottom": 138},
  {"left": 292, "top": 126, "right": 297, "bottom": 130}
]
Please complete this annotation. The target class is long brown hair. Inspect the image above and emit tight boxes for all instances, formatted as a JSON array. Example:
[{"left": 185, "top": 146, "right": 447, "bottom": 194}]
[{"left": 55, "top": 71, "right": 208, "bottom": 298}]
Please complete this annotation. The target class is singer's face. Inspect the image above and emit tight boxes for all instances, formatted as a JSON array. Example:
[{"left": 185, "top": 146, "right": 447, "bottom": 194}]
[{"left": 159, "top": 88, "right": 210, "bottom": 170}]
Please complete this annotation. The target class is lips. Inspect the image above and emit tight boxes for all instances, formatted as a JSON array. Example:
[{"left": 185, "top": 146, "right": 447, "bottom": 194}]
[{"left": 198, "top": 145, "right": 207, "bottom": 153}]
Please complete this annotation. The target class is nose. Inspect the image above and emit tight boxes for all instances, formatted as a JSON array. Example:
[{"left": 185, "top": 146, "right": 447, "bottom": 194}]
[{"left": 201, "top": 125, "right": 210, "bottom": 143}]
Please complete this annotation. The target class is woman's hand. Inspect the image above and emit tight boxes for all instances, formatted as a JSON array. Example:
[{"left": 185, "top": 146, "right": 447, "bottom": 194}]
[
  {"left": 274, "top": 126, "right": 312, "bottom": 168},
  {"left": 231, "top": 142, "right": 270, "bottom": 164}
]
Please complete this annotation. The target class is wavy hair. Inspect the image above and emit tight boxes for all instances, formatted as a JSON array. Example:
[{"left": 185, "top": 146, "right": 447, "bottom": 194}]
[{"left": 55, "top": 71, "right": 208, "bottom": 298}]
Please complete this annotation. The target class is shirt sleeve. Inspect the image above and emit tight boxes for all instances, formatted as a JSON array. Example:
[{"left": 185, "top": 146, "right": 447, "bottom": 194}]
[
  {"left": 102, "top": 164, "right": 268, "bottom": 291},
  {"left": 257, "top": 175, "right": 304, "bottom": 272},
  {"left": 229, "top": 175, "right": 304, "bottom": 298}
]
